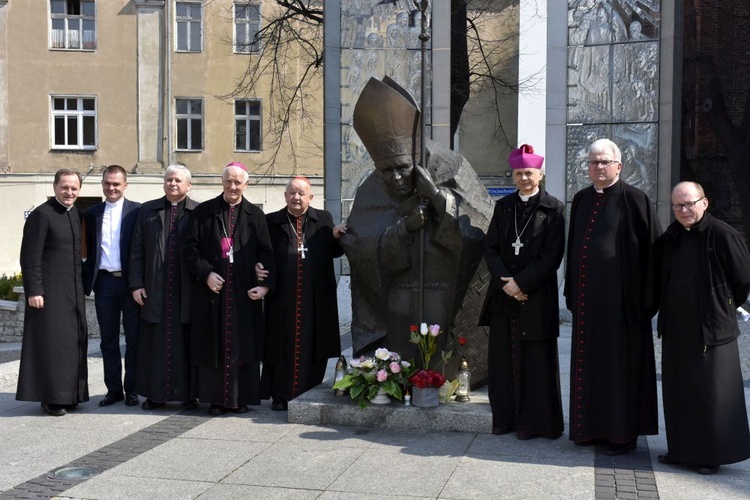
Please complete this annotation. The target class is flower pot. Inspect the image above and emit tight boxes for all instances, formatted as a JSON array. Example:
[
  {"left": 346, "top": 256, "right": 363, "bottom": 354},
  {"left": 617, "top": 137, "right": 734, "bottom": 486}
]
[
  {"left": 370, "top": 387, "right": 391, "bottom": 405},
  {"left": 411, "top": 386, "right": 439, "bottom": 408}
]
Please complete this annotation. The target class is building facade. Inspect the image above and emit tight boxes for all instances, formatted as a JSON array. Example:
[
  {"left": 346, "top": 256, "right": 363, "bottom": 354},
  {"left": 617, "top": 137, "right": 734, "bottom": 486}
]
[{"left": 0, "top": 0, "right": 324, "bottom": 274}]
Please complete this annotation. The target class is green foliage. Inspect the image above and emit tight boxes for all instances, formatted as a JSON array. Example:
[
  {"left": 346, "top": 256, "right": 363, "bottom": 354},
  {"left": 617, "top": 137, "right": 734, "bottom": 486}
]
[{"left": 0, "top": 273, "right": 22, "bottom": 301}]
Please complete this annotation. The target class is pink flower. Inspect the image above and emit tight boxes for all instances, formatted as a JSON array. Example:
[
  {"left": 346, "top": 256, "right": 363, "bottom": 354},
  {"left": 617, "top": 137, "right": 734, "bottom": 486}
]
[
  {"left": 389, "top": 362, "right": 401, "bottom": 373},
  {"left": 376, "top": 369, "right": 388, "bottom": 382},
  {"left": 429, "top": 324, "right": 441, "bottom": 337}
]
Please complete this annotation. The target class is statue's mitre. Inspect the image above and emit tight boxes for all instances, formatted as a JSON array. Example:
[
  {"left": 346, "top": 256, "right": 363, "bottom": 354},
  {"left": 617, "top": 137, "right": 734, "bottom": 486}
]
[{"left": 353, "top": 76, "right": 421, "bottom": 165}]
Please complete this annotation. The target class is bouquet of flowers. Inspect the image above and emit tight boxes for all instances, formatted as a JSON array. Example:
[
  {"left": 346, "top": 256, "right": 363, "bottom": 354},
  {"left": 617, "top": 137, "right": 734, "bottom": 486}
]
[
  {"left": 409, "top": 368, "right": 447, "bottom": 389},
  {"left": 333, "top": 348, "right": 413, "bottom": 408},
  {"left": 409, "top": 322, "right": 441, "bottom": 369}
]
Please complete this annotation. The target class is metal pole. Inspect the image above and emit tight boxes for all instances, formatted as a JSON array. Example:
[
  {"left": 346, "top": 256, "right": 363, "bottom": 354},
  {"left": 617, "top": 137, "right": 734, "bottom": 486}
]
[{"left": 414, "top": 0, "right": 429, "bottom": 326}]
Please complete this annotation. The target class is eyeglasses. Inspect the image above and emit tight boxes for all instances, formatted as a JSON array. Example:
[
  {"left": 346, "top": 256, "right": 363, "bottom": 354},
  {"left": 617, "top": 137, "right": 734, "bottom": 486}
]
[
  {"left": 588, "top": 159, "right": 619, "bottom": 167},
  {"left": 671, "top": 198, "right": 705, "bottom": 211}
]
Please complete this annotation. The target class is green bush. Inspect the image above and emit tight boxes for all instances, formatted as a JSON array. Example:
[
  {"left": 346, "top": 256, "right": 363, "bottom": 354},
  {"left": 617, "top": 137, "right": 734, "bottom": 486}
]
[{"left": 0, "top": 273, "right": 22, "bottom": 301}]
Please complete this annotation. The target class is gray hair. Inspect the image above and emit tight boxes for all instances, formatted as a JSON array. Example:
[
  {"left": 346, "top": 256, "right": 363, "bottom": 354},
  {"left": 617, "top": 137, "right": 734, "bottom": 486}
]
[
  {"left": 165, "top": 164, "right": 192, "bottom": 183},
  {"left": 222, "top": 165, "right": 249, "bottom": 183},
  {"left": 588, "top": 138, "right": 622, "bottom": 162}
]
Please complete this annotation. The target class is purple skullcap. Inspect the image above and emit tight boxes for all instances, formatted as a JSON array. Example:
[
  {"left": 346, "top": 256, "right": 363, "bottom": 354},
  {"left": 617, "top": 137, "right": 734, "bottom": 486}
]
[
  {"left": 508, "top": 144, "right": 544, "bottom": 170},
  {"left": 225, "top": 161, "right": 248, "bottom": 171}
]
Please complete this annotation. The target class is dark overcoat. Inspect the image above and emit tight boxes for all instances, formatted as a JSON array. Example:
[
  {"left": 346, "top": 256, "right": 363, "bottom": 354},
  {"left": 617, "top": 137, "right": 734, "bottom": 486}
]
[
  {"left": 16, "top": 199, "right": 89, "bottom": 404},
  {"left": 478, "top": 190, "right": 565, "bottom": 340},
  {"left": 263, "top": 207, "right": 343, "bottom": 364},
  {"left": 182, "top": 194, "right": 275, "bottom": 368},
  {"left": 129, "top": 196, "right": 198, "bottom": 324}
]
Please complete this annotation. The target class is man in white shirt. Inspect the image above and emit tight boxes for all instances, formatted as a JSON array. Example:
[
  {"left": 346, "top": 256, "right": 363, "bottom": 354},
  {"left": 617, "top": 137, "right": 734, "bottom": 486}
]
[{"left": 83, "top": 165, "right": 142, "bottom": 407}]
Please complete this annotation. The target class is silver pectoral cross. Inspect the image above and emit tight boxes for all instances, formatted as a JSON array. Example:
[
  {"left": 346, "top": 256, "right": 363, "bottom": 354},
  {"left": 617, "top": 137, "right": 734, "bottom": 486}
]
[
  {"left": 298, "top": 243, "right": 309, "bottom": 259},
  {"left": 511, "top": 238, "right": 524, "bottom": 256}
]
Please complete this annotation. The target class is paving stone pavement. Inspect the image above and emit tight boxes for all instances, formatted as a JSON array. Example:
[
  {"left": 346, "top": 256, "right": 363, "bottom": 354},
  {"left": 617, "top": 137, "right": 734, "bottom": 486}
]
[{"left": 0, "top": 278, "right": 748, "bottom": 499}]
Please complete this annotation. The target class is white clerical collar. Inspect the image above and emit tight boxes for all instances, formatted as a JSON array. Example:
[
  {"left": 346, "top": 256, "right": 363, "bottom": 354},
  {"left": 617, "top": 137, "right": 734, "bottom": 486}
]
[
  {"left": 105, "top": 198, "right": 125, "bottom": 209},
  {"left": 518, "top": 189, "right": 540, "bottom": 202},
  {"left": 54, "top": 197, "right": 75, "bottom": 211},
  {"left": 223, "top": 195, "right": 241, "bottom": 207},
  {"left": 594, "top": 177, "right": 619, "bottom": 194}
]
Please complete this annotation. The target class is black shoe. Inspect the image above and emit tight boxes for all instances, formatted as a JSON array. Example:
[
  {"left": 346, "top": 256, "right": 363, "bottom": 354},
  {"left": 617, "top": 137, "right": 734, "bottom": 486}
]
[
  {"left": 182, "top": 399, "right": 199, "bottom": 410},
  {"left": 208, "top": 404, "right": 225, "bottom": 415},
  {"left": 657, "top": 454, "right": 678, "bottom": 465},
  {"left": 124, "top": 392, "right": 139, "bottom": 407},
  {"left": 41, "top": 403, "right": 66, "bottom": 417},
  {"left": 271, "top": 399, "right": 288, "bottom": 411},
  {"left": 697, "top": 465, "right": 719, "bottom": 475},
  {"left": 605, "top": 440, "right": 637, "bottom": 456},
  {"left": 141, "top": 399, "right": 164, "bottom": 411},
  {"left": 516, "top": 432, "right": 539, "bottom": 441},
  {"left": 233, "top": 405, "right": 249, "bottom": 414},
  {"left": 99, "top": 393, "right": 124, "bottom": 407}
]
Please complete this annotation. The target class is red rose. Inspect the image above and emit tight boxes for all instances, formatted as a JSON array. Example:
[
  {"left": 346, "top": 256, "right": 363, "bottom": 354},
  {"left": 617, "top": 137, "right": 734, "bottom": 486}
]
[
  {"left": 458, "top": 336, "right": 467, "bottom": 346},
  {"left": 409, "top": 324, "right": 418, "bottom": 332}
]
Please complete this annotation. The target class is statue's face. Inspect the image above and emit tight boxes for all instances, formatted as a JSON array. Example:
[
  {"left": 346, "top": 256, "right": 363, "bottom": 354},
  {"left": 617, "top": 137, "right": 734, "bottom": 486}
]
[{"left": 377, "top": 158, "right": 414, "bottom": 197}]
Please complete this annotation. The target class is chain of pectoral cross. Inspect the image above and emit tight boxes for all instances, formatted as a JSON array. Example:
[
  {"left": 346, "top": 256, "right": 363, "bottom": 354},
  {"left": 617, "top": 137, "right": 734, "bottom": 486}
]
[
  {"left": 513, "top": 204, "right": 535, "bottom": 256},
  {"left": 288, "top": 212, "right": 309, "bottom": 259}
]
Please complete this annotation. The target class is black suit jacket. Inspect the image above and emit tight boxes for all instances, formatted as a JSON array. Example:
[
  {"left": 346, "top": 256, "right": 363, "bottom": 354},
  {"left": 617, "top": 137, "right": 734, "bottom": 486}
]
[{"left": 83, "top": 198, "right": 141, "bottom": 296}]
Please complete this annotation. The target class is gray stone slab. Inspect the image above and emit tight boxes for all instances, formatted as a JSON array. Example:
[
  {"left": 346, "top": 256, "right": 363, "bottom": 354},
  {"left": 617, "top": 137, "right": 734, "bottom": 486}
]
[
  {"left": 440, "top": 455, "right": 595, "bottom": 500},
  {"left": 369, "top": 428, "right": 476, "bottom": 457},
  {"left": 275, "top": 424, "right": 384, "bottom": 450},
  {"left": 198, "top": 483, "right": 322, "bottom": 500},
  {"left": 222, "top": 443, "right": 365, "bottom": 490},
  {"left": 289, "top": 384, "right": 492, "bottom": 434},
  {"left": 111, "top": 437, "right": 271, "bottom": 482},
  {"left": 60, "top": 472, "right": 213, "bottom": 500},
  {"left": 320, "top": 493, "right": 434, "bottom": 500},
  {"left": 180, "top": 411, "right": 293, "bottom": 442},
  {"left": 465, "top": 432, "right": 593, "bottom": 464},
  {"left": 327, "top": 448, "right": 461, "bottom": 497}
]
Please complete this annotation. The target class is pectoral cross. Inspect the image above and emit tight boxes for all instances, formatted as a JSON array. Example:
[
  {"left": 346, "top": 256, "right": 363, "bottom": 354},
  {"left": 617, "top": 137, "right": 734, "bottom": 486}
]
[
  {"left": 511, "top": 238, "right": 524, "bottom": 256},
  {"left": 298, "top": 243, "right": 309, "bottom": 259}
]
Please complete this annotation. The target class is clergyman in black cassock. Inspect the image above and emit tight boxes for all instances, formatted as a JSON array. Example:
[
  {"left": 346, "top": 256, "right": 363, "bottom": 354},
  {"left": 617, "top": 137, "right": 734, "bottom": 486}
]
[
  {"left": 564, "top": 139, "right": 661, "bottom": 455},
  {"left": 130, "top": 165, "right": 199, "bottom": 410},
  {"left": 478, "top": 144, "right": 565, "bottom": 440},
  {"left": 260, "top": 177, "right": 344, "bottom": 410},
  {"left": 16, "top": 170, "right": 89, "bottom": 416},
  {"left": 653, "top": 182, "right": 750, "bottom": 475},
  {"left": 183, "top": 162, "right": 275, "bottom": 415}
]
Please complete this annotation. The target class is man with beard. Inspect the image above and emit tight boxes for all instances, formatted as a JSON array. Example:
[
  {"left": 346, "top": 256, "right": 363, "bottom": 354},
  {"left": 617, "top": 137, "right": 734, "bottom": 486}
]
[
  {"left": 130, "top": 165, "right": 199, "bottom": 410},
  {"left": 17, "top": 169, "right": 89, "bottom": 416},
  {"left": 183, "top": 162, "right": 275, "bottom": 415}
]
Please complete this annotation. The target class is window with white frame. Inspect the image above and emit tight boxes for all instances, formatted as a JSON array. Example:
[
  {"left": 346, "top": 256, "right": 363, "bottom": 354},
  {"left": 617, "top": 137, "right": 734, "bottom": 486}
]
[
  {"left": 176, "top": 2, "right": 202, "bottom": 52},
  {"left": 235, "top": 100, "right": 262, "bottom": 151},
  {"left": 50, "top": 0, "right": 96, "bottom": 50},
  {"left": 176, "top": 99, "right": 203, "bottom": 151},
  {"left": 51, "top": 96, "right": 97, "bottom": 150},
  {"left": 234, "top": 3, "right": 261, "bottom": 53}
]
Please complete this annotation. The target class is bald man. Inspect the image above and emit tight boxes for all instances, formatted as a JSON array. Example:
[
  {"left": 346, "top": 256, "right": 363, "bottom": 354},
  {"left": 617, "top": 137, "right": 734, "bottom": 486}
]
[{"left": 258, "top": 177, "right": 345, "bottom": 410}]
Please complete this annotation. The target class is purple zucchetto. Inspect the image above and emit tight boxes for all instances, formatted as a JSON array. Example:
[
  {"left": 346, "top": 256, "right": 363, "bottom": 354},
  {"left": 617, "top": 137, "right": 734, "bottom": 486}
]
[{"left": 508, "top": 144, "right": 544, "bottom": 170}]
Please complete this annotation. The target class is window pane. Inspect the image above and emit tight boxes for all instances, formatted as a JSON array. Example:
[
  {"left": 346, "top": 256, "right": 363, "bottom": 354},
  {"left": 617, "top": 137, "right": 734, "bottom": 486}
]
[
  {"left": 67, "top": 1, "right": 81, "bottom": 16},
  {"left": 176, "top": 3, "right": 188, "bottom": 17},
  {"left": 53, "top": 98, "right": 65, "bottom": 110},
  {"left": 176, "top": 23, "right": 187, "bottom": 51},
  {"left": 236, "top": 24, "right": 246, "bottom": 51},
  {"left": 191, "top": 120, "right": 202, "bottom": 149},
  {"left": 236, "top": 120, "right": 246, "bottom": 150},
  {"left": 190, "top": 4, "right": 202, "bottom": 19},
  {"left": 67, "top": 98, "right": 77, "bottom": 110},
  {"left": 249, "top": 101, "right": 260, "bottom": 115},
  {"left": 235, "top": 101, "right": 245, "bottom": 115},
  {"left": 67, "top": 116, "right": 78, "bottom": 145},
  {"left": 54, "top": 116, "right": 66, "bottom": 145},
  {"left": 82, "top": 1, "right": 95, "bottom": 16},
  {"left": 249, "top": 121, "right": 260, "bottom": 150},
  {"left": 82, "top": 20, "right": 96, "bottom": 49},
  {"left": 176, "top": 100, "right": 188, "bottom": 114},
  {"left": 248, "top": 5, "right": 260, "bottom": 20},
  {"left": 82, "top": 98, "right": 95, "bottom": 111},
  {"left": 236, "top": 4, "right": 248, "bottom": 20},
  {"left": 51, "top": 1, "right": 66, "bottom": 14},
  {"left": 190, "top": 100, "right": 202, "bottom": 114},
  {"left": 177, "top": 119, "right": 188, "bottom": 149},
  {"left": 190, "top": 21, "right": 201, "bottom": 51},
  {"left": 82, "top": 116, "right": 95, "bottom": 146}
]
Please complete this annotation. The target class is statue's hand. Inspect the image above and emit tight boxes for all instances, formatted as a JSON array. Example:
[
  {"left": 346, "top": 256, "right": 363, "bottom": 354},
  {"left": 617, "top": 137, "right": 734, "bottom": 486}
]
[{"left": 404, "top": 205, "right": 426, "bottom": 232}]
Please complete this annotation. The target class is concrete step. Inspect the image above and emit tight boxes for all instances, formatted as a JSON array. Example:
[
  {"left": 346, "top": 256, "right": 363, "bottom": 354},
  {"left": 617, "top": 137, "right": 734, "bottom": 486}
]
[{"left": 288, "top": 383, "right": 492, "bottom": 433}]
